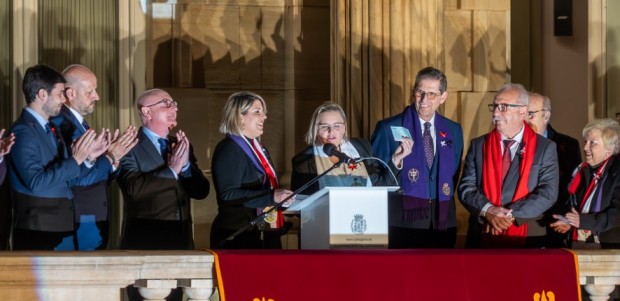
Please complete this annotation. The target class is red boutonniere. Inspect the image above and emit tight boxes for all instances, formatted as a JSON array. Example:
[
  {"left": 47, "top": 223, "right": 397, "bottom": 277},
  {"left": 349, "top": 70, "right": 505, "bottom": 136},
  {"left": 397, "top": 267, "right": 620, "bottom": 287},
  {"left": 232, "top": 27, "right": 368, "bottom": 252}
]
[{"left": 439, "top": 131, "right": 447, "bottom": 138}]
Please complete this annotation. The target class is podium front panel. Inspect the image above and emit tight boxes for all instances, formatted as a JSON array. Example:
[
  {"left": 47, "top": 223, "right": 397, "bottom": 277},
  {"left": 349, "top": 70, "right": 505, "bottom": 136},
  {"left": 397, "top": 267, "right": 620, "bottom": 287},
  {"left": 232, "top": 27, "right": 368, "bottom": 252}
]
[{"left": 328, "top": 188, "right": 388, "bottom": 248}]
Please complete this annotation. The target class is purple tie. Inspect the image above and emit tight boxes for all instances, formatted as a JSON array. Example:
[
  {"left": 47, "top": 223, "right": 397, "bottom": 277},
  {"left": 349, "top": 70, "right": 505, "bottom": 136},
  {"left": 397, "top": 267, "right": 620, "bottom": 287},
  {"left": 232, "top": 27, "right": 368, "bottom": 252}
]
[
  {"left": 423, "top": 122, "right": 434, "bottom": 168},
  {"left": 502, "top": 139, "right": 516, "bottom": 180}
]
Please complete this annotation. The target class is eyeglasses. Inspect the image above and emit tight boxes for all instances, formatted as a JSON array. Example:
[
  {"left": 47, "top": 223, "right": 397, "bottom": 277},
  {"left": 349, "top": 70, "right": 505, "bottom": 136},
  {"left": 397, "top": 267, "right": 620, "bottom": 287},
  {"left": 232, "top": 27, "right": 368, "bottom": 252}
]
[
  {"left": 318, "top": 123, "right": 345, "bottom": 132},
  {"left": 527, "top": 109, "right": 548, "bottom": 118},
  {"left": 487, "top": 103, "right": 527, "bottom": 112},
  {"left": 142, "top": 98, "right": 178, "bottom": 109},
  {"left": 414, "top": 89, "right": 442, "bottom": 100}
]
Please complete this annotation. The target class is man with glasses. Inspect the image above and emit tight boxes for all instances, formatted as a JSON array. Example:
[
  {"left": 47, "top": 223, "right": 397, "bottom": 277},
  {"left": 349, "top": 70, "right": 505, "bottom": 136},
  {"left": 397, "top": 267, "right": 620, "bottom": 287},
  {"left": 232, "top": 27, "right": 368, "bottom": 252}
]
[
  {"left": 7, "top": 64, "right": 108, "bottom": 250},
  {"left": 50, "top": 64, "right": 139, "bottom": 250},
  {"left": 527, "top": 92, "right": 581, "bottom": 247},
  {"left": 117, "top": 88, "right": 209, "bottom": 250},
  {"left": 371, "top": 67, "right": 464, "bottom": 248},
  {"left": 458, "top": 84, "right": 559, "bottom": 248}
]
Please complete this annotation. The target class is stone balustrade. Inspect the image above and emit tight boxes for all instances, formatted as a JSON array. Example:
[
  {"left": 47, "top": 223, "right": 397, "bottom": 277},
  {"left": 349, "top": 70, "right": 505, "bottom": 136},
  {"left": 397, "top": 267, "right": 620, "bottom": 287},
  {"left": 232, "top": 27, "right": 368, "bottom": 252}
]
[{"left": 0, "top": 249, "right": 618, "bottom": 300}]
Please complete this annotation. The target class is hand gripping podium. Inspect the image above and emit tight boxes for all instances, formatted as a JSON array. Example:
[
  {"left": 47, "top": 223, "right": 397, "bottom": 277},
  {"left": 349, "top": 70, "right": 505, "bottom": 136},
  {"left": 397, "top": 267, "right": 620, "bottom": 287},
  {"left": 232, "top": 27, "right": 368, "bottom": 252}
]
[{"left": 285, "top": 186, "right": 399, "bottom": 249}]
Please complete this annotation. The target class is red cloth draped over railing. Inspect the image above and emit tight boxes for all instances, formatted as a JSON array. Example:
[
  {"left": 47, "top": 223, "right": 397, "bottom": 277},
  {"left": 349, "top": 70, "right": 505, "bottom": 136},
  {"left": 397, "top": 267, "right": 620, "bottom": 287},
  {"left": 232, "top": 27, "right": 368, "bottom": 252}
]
[{"left": 209, "top": 249, "right": 580, "bottom": 301}]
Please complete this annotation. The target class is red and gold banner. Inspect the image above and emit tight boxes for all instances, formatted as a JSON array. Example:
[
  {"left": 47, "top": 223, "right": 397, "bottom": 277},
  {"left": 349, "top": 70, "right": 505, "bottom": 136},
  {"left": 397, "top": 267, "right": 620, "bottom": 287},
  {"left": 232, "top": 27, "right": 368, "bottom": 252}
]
[{"left": 210, "top": 249, "right": 580, "bottom": 301}]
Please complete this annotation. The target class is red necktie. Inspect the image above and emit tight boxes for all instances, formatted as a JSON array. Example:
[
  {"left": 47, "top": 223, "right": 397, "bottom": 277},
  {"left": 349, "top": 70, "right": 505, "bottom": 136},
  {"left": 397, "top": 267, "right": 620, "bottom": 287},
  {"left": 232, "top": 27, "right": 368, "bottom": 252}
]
[{"left": 502, "top": 140, "right": 515, "bottom": 181}]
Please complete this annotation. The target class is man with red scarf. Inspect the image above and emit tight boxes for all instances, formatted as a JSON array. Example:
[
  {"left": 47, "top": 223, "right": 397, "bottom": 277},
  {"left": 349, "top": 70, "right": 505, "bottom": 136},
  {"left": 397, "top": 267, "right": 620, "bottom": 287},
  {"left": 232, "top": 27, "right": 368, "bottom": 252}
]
[{"left": 458, "top": 83, "right": 559, "bottom": 248}]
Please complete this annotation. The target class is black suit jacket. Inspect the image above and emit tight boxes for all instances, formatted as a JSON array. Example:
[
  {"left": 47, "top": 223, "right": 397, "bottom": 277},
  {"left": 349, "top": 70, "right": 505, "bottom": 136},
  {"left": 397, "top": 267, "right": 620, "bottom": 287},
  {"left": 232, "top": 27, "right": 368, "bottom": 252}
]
[
  {"left": 210, "top": 136, "right": 277, "bottom": 231},
  {"left": 118, "top": 127, "right": 209, "bottom": 249},
  {"left": 547, "top": 125, "right": 582, "bottom": 203},
  {"left": 0, "top": 159, "right": 5, "bottom": 186},
  {"left": 290, "top": 138, "right": 398, "bottom": 195},
  {"left": 458, "top": 133, "right": 559, "bottom": 246},
  {"left": 566, "top": 155, "right": 620, "bottom": 245}
]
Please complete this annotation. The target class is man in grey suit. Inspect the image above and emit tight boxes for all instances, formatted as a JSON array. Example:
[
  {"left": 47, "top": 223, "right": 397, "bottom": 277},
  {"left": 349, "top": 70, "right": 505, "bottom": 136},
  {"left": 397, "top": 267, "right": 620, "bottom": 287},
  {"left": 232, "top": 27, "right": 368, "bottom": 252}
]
[{"left": 458, "top": 83, "right": 559, "bottom": 248}]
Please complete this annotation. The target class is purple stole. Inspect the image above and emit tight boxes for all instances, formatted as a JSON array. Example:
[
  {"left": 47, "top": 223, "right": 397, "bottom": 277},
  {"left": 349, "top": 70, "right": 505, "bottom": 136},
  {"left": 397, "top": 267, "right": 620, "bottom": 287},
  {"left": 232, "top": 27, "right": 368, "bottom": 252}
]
[
  {"left": 401, "top": 106, "right": 455, "bottom": 230},
  {"left": 227, "top": 134, "right": 268, "bottom": 185}
]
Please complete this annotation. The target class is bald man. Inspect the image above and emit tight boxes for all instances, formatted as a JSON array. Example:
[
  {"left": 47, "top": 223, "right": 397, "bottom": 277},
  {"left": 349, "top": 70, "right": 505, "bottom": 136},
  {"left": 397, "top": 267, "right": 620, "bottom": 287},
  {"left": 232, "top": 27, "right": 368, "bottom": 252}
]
[
  {"left": 51, "top": 64, "right": 137, "bottom": 250},
  {"left": 117, "top": 89, "right": 209, "bottom": 250},
  {"left": 527, "top": 92, "right": 581, "bottom": 247}
]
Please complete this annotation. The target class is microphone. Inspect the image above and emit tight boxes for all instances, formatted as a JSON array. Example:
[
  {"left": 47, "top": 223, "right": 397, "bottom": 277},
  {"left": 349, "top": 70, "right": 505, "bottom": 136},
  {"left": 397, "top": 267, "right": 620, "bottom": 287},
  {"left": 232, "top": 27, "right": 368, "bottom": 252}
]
[
  {"left": 322, "top": 143, "right": 358, "bottom": 164},
  {"left": 322, "top": 144, "right": 398, "bottom": 186}
]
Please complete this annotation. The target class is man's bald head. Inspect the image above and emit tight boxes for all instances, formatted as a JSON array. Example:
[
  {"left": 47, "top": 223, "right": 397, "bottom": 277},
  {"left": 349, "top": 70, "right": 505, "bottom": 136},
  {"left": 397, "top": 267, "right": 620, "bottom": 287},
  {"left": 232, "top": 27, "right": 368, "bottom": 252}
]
[{"left": 62, "top": 64, "right": 99, "bottom": 115}]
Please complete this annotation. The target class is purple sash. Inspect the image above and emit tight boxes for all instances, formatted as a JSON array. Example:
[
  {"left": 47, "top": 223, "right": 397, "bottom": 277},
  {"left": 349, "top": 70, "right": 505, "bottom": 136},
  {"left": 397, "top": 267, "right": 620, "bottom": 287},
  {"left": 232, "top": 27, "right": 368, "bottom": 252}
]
[
  {"left": 401, "top": 106, "right": 456, "bottom": 229},
  {"left": 227, "top": 134, "right": 266, "bottom": 185}
]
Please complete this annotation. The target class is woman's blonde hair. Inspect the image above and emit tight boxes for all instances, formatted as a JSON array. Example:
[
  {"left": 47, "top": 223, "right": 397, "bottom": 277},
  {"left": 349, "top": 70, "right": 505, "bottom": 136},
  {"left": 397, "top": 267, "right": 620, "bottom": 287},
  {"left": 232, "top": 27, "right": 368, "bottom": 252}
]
[
  {"left": 305, "top": 102, "right": 347, "bottom": 145},
  {"left": 219, "top": 91, "right": 267, "bottom": 135}
]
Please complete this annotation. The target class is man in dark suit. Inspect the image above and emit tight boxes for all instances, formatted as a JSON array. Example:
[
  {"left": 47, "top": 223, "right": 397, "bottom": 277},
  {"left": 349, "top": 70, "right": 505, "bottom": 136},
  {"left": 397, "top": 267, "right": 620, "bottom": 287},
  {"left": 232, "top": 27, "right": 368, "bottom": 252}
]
[
  {"left": 371, "top": 67, "right": 463, "bottom": 248},
  {"left": 0, "top": 129, "right": 15, "bottom": 185},
  {"left": 7, "top": 64, "right": 107, "bottom": 250},
  {"left": 118, "top": 88, "right": 209, "bottom": 250},
  {"left": 527, "top": 92, "right": 581, "bottom": 247},
  {"left": 458, "top": 83, "right": 559, "bottom": 248},
  {"left": 51, "top": 65, "right": 138, "bottom": 250}
]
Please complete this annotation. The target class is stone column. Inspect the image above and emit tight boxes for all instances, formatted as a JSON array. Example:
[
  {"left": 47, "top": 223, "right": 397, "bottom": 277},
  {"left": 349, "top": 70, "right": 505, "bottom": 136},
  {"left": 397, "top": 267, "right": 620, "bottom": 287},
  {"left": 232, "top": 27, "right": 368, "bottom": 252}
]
[
  {"left": 179, "top": 279, "right": 214, "bottom": 301},
  {"left": 135, "top": 279, "right": 177, "bottom": 301},
  {"left": 585, "top": 285, "right": 616, "bottom": 301}
]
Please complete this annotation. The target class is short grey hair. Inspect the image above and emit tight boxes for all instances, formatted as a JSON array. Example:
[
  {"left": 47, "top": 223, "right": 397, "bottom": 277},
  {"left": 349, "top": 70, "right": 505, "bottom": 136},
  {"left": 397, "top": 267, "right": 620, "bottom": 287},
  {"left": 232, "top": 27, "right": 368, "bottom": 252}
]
[
  {"left": 496, "top": 83, "right": 529, "bottom": 106},
  {"left": 305, "top": 102, "right": 347, "bottom": 145},
  {"left": 583, "top": 118, "right": 620, "bottom": 154},
  {"left": 219, "top": 91, "right": 267, "bottom": 135}
]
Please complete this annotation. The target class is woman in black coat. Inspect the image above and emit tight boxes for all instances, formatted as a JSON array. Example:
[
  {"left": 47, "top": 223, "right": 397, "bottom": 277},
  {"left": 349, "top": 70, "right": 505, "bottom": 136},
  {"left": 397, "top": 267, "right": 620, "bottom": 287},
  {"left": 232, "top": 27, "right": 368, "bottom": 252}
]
[
  {"left": 291, "top": 103, "right": 411, "bottom": 195},
  {"left": 210, "top": 92, "right": 293, "bottom": 249},
  {"left": 551, "top": 118, "right": 620, "bottom": 249}
]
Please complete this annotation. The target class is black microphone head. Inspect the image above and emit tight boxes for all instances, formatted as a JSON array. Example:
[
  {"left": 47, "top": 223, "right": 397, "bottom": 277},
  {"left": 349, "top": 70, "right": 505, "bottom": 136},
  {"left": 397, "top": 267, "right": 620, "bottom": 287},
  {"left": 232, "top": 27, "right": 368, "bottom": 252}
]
[{"left": 322, "top": 143, "right": 337, "bottom": 157}]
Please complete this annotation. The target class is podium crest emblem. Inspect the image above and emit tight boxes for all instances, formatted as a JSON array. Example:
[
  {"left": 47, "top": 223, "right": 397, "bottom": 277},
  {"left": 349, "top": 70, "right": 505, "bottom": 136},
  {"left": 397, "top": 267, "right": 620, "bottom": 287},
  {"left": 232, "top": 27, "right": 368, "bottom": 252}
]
[{"left": 351, "top": 214, "right": 367, "bottom": 234}]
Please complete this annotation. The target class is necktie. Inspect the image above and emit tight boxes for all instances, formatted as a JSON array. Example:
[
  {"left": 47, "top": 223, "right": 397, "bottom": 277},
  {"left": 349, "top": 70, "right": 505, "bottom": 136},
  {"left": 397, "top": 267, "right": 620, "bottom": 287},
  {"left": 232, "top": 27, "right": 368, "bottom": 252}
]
[
  {"left": 45, "top": 123, "right": 57, "bottom": 147},
  {"left": 423, "top": 122, "right": 434, "bottom": 168},
  {"left": 158, "top": 138, "right": 169, "bottom": 162},
  {"left": 502, "top": 139, "right": 516, "bottom": 180},
  {"left": 81, "top": 119, "right": 90, "bottom": 130}
]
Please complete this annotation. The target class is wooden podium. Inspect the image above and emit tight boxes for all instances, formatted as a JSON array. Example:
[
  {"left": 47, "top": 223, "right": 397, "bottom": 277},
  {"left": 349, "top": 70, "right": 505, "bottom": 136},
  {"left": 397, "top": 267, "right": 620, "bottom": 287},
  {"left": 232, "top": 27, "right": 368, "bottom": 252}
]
[{"left": 285, "top": 186, "right": 398, "bottom": 249}]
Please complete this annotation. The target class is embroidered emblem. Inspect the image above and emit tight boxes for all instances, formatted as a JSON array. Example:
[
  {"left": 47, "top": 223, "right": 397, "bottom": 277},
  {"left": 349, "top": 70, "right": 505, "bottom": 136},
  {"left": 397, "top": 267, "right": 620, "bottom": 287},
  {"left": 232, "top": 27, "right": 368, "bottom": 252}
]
[
  {"left": 263, "top": 206, "right": 277, "bottom": 223},
  {"left": 408, "top": 168, "right": 419, "bottom": 183},
  {"left": 442, "top": 183, "right": 450, "bottom": 196},
  {"left": 351, "top": 214, "right": 367, "bottom": 234}
]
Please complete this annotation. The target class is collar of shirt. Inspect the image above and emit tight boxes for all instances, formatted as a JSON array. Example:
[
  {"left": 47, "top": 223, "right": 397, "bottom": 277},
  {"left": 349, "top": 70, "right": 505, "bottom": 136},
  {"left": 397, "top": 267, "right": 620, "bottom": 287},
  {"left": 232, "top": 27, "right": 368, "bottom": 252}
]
[
  {"left": 142, "top": 126, "right": 168, "bottom": 154},
  {"left": 418, "top": 114, "right": 437, "bottom": 153},
  {"left": 500, "top": 124, "right": 525, "bottom": 159},
  {"left": 66, "top": 105, "right": 86, "bottom": 127},
  {"left": 25, "top": 107, "right": 50, "bottom": 130}
]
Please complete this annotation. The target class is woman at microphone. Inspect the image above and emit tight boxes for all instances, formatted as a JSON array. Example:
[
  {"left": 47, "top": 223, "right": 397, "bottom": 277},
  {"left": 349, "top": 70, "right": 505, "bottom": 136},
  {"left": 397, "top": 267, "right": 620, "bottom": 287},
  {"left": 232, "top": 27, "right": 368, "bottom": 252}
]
[
  {"left": 211, "top": 92, "right": 293, "bottom": 249},
  {"left": 291, "top": 102, "right": 412, "bottom": 195}
]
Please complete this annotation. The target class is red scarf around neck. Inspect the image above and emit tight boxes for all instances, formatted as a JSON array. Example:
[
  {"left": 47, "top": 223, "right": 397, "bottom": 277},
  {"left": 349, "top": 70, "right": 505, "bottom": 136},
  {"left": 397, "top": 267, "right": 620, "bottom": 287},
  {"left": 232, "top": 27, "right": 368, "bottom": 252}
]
[{"left": 482, "top": 122, "right": 537, "bottom": 238}]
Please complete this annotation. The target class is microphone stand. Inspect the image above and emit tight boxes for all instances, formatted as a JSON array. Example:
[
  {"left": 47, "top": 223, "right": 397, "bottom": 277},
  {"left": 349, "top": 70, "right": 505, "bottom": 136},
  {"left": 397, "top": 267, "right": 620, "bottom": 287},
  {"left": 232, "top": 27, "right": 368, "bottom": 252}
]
[{"left": 220, "top": 160, "right": 343, "bottom": 246}]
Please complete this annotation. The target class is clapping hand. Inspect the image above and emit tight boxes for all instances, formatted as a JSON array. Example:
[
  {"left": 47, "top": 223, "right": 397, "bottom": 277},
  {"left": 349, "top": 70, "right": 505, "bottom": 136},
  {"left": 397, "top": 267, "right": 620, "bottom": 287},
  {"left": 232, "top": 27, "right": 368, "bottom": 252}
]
[
  {"left": 0, "top": 129, "right": 15, "bottom": 157},
  {"left": 168, "top": 130, "right": 190, "bottom": 174},
  {"left": 106, "top": 125, "right": 138, "bottom": 163}
]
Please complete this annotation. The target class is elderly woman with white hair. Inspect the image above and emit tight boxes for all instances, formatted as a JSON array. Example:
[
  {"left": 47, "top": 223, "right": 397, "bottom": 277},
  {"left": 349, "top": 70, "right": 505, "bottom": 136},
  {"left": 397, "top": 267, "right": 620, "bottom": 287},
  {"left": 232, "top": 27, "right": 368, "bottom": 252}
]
[{"left": 551, "top": 118, "right": 620, "bottom": 249}]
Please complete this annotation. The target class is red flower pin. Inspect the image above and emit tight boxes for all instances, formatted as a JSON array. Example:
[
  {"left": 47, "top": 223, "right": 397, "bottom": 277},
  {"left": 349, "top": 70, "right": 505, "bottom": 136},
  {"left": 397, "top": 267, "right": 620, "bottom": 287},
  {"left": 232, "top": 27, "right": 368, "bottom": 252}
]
[{"left": 439, "top": 131, "right": 447, "bottom": 138}]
